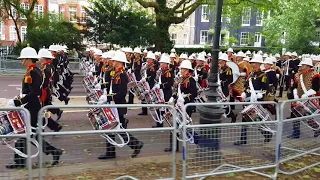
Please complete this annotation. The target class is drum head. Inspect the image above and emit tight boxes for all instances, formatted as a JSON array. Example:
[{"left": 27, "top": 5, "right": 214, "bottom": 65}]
[{"left": 226, "top": 61, "right": 240, "bottom": 84}]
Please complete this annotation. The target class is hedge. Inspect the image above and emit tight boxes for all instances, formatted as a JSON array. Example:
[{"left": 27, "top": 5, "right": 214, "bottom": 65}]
[{"left": 174, "top": 47, "right": 264, "bottom": 55}]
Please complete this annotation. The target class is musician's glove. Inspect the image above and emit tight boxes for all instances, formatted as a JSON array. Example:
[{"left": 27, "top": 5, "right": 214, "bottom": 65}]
[
  {"left": 293, "top": 88, "right": 299, "bottom": 100},
  {"left": 128, "top": 69, "right": 132, "bottom": 74},
  {"left": 306, "top": 89, "right": 316, "bottom": 97},
  {"left": 94, "top": 83, "right": 101, "bottom": 90},
  {"left": 98, "top": 95, "right": 108, "bottom": 103},
  {"left": 88, "top": 71, "right": 93, "bottom": 77},
  {"left": 153, "top": 84, "right": 160, "bottom": 90},
  {"left": 241, "top": 92, "right": 247, "bottom": 99},
  {"left": 177, "top": 95, "right": 185, "bottom": 105},
  {"left": 140, "top": 78, "right": 146, "bottom": 82},
  {"left": 256, "top": 93, "right": 263, "bottom": 99},
  {"left": 194, "top": 76, "right": 198, "bottom": 82},
  {"left": 168, "top": 97, "right": 175, "bottom": 105},
  {"left": 276, "top": 74, "right": 280, "bottom": 79},
  {"left": 7, "top": 99, "right": 16, "bottom": 107},
  {"left": 239, "top": 72, "right": 247, "bottom": 77}
]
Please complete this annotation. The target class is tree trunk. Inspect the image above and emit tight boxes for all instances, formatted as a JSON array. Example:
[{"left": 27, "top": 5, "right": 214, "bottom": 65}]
[{"left": 155, "top": 19, "right": 172, "bottom": 52}]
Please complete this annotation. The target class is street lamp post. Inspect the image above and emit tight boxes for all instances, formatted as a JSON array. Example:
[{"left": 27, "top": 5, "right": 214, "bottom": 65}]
[{"left": 197, "top": 0, "right": 224, "bottom": 161}]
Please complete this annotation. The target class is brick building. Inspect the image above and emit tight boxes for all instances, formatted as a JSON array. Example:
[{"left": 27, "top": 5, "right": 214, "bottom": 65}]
[{"left": 0, "top": 0, "right": 49, "bottom": 46}]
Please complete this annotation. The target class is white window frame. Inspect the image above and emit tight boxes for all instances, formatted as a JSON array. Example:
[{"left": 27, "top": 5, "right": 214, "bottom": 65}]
[
  {"left": 183, "top": 33, "right": 188, "bottom": 45},
  {"left": 171, "top": 33, "right": 177, "bottom": 44},
  {"left": 316, "top": 31, "right": 320, "bottom": 41},
  {"left": 242, "top": 8, "right": 251, "bottom": 26},
  {"left": 9, "top": 26, "right": 17, "bottom": 41},
  {"left": 21, "top": 26, "right": 27, "bottom": 42},
  {"left": 20, "top": 3, "right": 29, "bottom": 19},
  {"left": 254, "top": 32, "right": 261, "bottom": 43},
  {"left": 256, "top": 11, "right": 263, "bottom": 26},
  {"left": 184, "top": 18, "right": 189, "bottom": 25},
  {"left": 201, "top": 5, "right": 209, "bottom": 22},
  {"left": 240, "top": 32, "right": 249, "bottom": 45},
  {"left": 60, "top": 6, "right": 65, "bottom": 16},
  {"left": 81, "top": 8, "right": 87, "bottom": 24},
  {"left": 69, "top": 6, "right": 77, "bottom": 23},
  {"left": 220, "top": 31, "right": 230, "bottom": 46},
  {"left": 200, "top": 30, "right": 208, "bottom": 44},
  {"left": 10, "top": 6, "right": 17, "bottom": 19},
  {"left": 35, "top": 5, "right": 44, "bottom": 18}
]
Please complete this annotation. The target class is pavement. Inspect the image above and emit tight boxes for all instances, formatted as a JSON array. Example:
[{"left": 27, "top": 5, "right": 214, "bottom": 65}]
[{"left": 0, "top": 76, "right": 319, "bottom": 179}]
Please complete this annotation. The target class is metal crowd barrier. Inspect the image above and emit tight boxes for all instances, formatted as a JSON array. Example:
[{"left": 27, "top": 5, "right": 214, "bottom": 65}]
[
  {"left": 37, "top": 104, "right": 177, "bottom": 180},
  {"left": 182, "top": 101, "right": 280, "bottom": 180},
  {"left": 68, "top": 57, "right": 81, "bottom": 74},
  {"left": 279, "top": 97, "right": 320, "bottom": 175},
  {"left": 0, "top": 107, "right": 32, "bottom": 180}
]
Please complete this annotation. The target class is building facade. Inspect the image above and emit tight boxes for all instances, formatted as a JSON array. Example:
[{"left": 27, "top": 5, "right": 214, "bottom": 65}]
[
  {"left": 57, "top": 0, "right": 88, "bottom": 25},
  {"left": 194, "top": 5, "right": 265, "bottom": 49},
  {"left": 0, "top": 0, "right": 49, "bottom": 46},
  {"left": 169, "top": 12, "right": 196, "bottom": 46}
]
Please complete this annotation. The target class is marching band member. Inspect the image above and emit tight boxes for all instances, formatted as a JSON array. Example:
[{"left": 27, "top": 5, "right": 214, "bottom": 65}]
[
  {"left": 271, "top": 57, "right": 282, "bottom": 90},
  {"left": 195, "top": 54, "right": 209, "bottom": 88},
  {"left": 218, "top": 53, "right": 237, "bottom": 123},
  {"left": 263, "top": 57, "right": 278, "bottom": 115},
  {"left": 312, "top": 55, "right": 320, "bottom": 73},
  {"left": 278, "top": 52, "right": 292, "bottom": 98},
  {"left": 229, "top": 51, "right": 251, "bottom": 110},
  {"left": 206, "top": 53, "right": 212, "bottom": 64},
  {"left": 227, "top": 48, "right": 235, "bottom": 62},
  {"left": 142, "top": 49, "right": 148, "bottom": 62},
  {"left": 235, "top": 54, "right": 273, "bottom": 145},
  {"left": 152, "top": 54, "right": 174, "bottom": 128},
  {"left": 289, "top": 58, "right": 320, "bottom": 138},
  {"left": 138, "top": 51, "right": 157, "bottom": 116},
  {"left": 95, "top": 51, "right": 116, "bottom": 94},
  {"left": 275, "top": 53, "right": 282, "bottom": 68},
  {"left": 292, "top": 52, "right": 300, "bottom": 70},
  {"left": 170, "top": 52, "right": 178, "bottom": 76},
  {"left": 89, "top": 49, "right": 103, "bottom": 78},
  {"left": 178, "top": 53, "right": 188, "bottom": 67},
  {"left": 165, "top": 60, "right": 198, "bottom": 152},
  {"left": 154, "top": 51, "right": 161, "bottom": 71},
  {"left": 98, "top": 51, "right": 144, "bottom": 159},
  {"left": 38, "top": 48, "right": 63, "bottom": 132},
  {"left": 6, "top": 47, "right": 62, "bottom": 169}
]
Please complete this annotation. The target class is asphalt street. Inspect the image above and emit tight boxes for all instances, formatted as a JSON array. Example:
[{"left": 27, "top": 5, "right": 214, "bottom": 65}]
[{"left": 0, "top": 75, "right": 319, "bottom": 179}]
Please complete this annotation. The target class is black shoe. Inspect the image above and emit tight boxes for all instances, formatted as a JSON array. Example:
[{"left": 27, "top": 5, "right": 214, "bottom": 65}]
[
  {"left": 231, "top": 114, "right": 238, "bottom": 123},
  {"left": 6, "top": 163, "right": 25, "bottom": 169},
  {"left": 98, "top": 154, "right": 116, "bottom": 160},
  {"left": 64, "top": 97, "right": 70, "bottom": 105},
  {"left": 54, "top": 125, "right": 63, "bottom": 132},
  {"left": 287, "top": 134, "right": 300, "bottom": 139},
  {"left": 138, "top": 112, "right": 148, "bottom": 116},
  {"left": 314, "top": 130, "right": 320, "bottom": 137},
  {"left": 132, "top": 142, "right": 144, "bottom": 158},
  {"left": 234, "top": 141, "right": 247, "bottom": 146},
  {"left": 52, "top": 149, "right": 63, "bottom": 166},
  {"left": 164, "top": 147, "right": 179, "bottom": 152},
  {"left": 152, "top": 125, "right": 163, "bottom": 128},
  {"left": 264, "top": 136, "right": 272, "bottom": 143},
  {"left": 56, "top": 110, "right": 63, "bottom": 121}
]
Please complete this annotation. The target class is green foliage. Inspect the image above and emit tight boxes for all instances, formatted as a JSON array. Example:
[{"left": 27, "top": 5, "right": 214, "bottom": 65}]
[
  {"left": 174, "top": 47, "right": 261, "bottom": 55},
  {"left": 26, "top": 14, "right": 83, "bottom": 51},
  {"left": 263, "top": 0, "right": 320, "bottom": 54},
  {"left": 223, "top": 36, "right": 239, "bottom": 48},
  {"left": 85, "top": 0, "right": 155, "bottom": 48}
]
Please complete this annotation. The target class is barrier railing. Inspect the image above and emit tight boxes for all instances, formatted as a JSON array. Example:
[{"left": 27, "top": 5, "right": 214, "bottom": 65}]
[
  {"left": 37, "top": 104, "right": 177, "bottom": 180},
  {"left": 279, "top": 97, "right": 320, "bottom": 175},
  {"left": 182, "top": 101, "right": 280, "bottom": 180},
  {"left": 0, "top": 107, "right": 32, "bottom": 180}
]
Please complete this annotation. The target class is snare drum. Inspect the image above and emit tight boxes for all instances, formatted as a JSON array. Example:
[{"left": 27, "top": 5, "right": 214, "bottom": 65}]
[
  {"left": 241, "top": 104, "right": 270, "bottom": 122},
  {"left": 291, "top": 100, "right": 320, "bottom": 130},
  {"left": 0, "top": 111, "right": 25, "bottom": 135},
  {"left": 87, "top": 108, "right": 119, "bottom": 130}
]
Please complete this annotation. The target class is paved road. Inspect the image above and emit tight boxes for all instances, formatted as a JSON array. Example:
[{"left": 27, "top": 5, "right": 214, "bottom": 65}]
[{"left": 0, "top": 75, "right": 319, "bottom": 179}]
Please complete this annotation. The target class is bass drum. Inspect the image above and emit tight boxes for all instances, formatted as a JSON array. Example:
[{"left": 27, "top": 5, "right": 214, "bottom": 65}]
[{"left": 226, "top": 61, "right": 240, "bottom": 84}]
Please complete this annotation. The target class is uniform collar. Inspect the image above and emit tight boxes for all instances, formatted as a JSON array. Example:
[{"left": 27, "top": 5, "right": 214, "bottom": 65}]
[
  {"left": 220, "top": 63, "right": 226, "bottom": 67},
  {"left": 41, "top": 60, "right": 53, "bottom": 66},
  {"left": 115, "top": 66, "right": 124, "bottom": 72},
  {"left": 27, "top": 64, "right": 37, "bottom": 70},
  {"left": 301, "top": 69, "right": 312, "bottom": 75},
  {"left": 253, "top": 68, "right": 261, "bottom": 72}
]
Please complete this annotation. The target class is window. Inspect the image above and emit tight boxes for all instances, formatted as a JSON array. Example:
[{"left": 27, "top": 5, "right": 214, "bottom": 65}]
[
  {"left": 184, "top": 18, "right": 189, "bottom": 25},
  {"left": 9, "top": 26, "right": 17, "bottom": 41},
  {"left": 240, "top": 32, "right": 249, "bottom": 45},
  {"left": 316, "top": 31, "right": 320, "bottom": 41},
  {"left": 10, "top": 6, "right": 17, "bottom": 19},
  {"left": 201, "top": 5, "right": 209, "bottom": 22},
  {"left": 20, "top": 3, "right": 29, "bottom": 19},
  {"left": 60, "top": 6, "right": 65, "bottom": 16},
  {"left": 171, "top": 33, "right": 177, "bottom": 44},
  {"left": 183, "top": 34, "right": 188, "bottom": 44},
  {"left": 69, "top": 6, "right": 77, "bottom": 22},
  {"left": 0, "top": 22, "right": 5, "bottom": 40},
  {"left": 21, "top": 26, "right": 27, "bottom": 42},
  {"left": 226, "top": 18, "right": 231, "bottom": 24},
  {"left": 35, "top": 5, "right": 44, "bottom": 18},
  {"left": 256, "top": 11, "right": 263, "bottom": 26},
  {"left": 200, "top": 30, "right": 208, "bottom": 44},
  {"left": 242, "top": 8, "right": 251, "bottom": 26},
  {"left": 255, "top": 32, "right": 261, "bottom": 43},
  {"left": 81, "top": 8, "right": 87, "bottom": 24}
]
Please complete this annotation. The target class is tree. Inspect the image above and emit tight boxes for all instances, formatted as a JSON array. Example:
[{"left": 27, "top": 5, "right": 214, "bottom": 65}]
[
  {"left": 263, "top": 0, "right": 320, "bottom": 54},
  {"left": 27, "top": 14, "right": 83, "bottom": 51},
  {"left": 85, "top": 0, "right": 155, "bottom": 48},
  {"left": 1, "top": 0, "right": 38, "bottom": 43},
  {"left": 135, "top": 0, "right": 281, "bottom": 52}
]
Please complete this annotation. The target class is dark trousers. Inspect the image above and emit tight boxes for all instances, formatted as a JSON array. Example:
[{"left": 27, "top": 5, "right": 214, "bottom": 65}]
[
  {"left": 128, "top": 92, "right": 134, "bottom": 104},
  {"left": 238, "top": 117, "right": 273, "bottom": 143},
  {"left": 105, "top": 116, "right": 141, "bottom": 155}
]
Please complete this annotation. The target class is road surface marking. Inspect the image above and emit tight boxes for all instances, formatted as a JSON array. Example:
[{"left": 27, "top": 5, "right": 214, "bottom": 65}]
[{"left": 8, "top": 85, "right": 21, "bottom": 87}]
